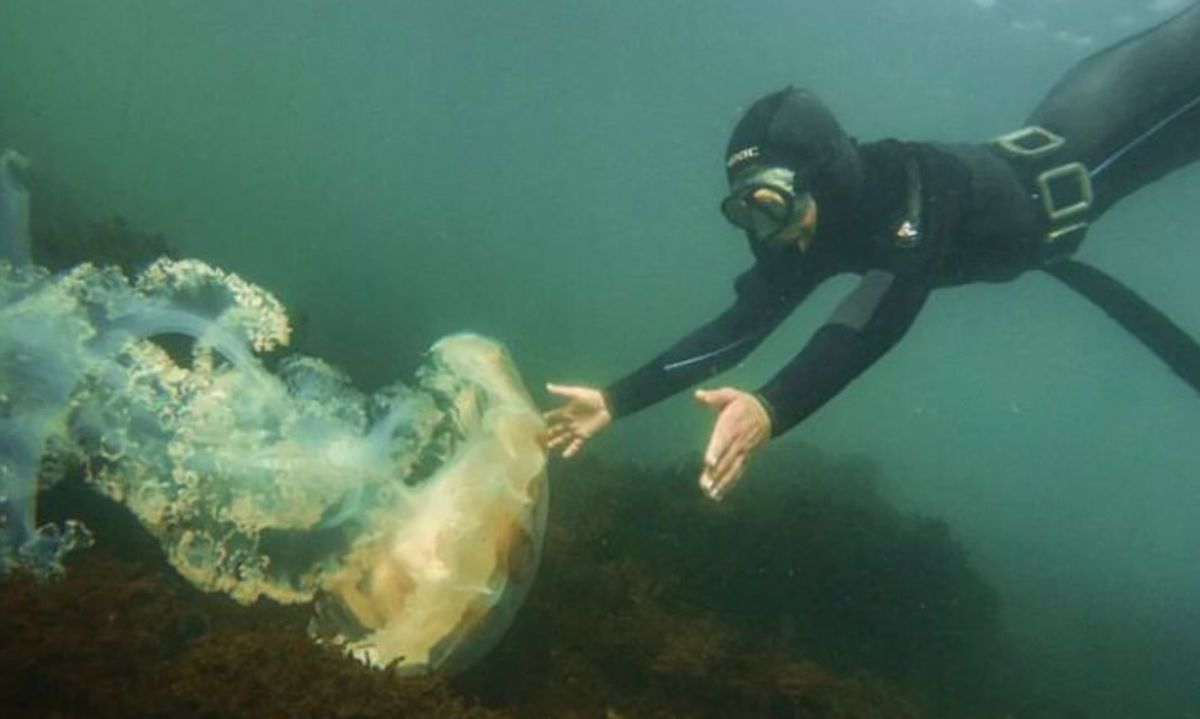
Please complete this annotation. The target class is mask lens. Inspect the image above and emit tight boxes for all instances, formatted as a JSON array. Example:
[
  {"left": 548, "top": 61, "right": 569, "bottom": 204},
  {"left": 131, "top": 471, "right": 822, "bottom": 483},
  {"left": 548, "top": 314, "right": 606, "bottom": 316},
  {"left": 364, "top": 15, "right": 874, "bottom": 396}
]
[{"left": 721, "top": 185, "right": 795, "bottom": 238}]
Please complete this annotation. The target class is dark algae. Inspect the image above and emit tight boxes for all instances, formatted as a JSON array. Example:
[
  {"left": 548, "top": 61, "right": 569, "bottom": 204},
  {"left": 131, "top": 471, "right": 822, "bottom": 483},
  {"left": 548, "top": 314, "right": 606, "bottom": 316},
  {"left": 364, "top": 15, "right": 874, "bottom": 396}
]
[{"left": 3, "top": 448, "right": 1013, "bottom": 719}]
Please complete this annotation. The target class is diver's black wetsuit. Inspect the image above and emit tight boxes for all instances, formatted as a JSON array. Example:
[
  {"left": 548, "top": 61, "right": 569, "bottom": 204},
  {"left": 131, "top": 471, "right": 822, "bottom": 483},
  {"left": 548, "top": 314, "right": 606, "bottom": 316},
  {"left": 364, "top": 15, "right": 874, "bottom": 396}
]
[{"left": 604, "top": 2, "right": 1200, "bottom": 435}]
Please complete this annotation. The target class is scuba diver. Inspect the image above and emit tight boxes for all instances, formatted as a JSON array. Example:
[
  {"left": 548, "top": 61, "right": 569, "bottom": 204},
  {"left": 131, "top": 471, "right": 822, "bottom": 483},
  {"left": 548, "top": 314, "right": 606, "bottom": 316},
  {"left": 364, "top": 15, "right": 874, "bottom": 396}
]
[{"left": 545, "top": 3, "right": 1200, "bottom": 500}]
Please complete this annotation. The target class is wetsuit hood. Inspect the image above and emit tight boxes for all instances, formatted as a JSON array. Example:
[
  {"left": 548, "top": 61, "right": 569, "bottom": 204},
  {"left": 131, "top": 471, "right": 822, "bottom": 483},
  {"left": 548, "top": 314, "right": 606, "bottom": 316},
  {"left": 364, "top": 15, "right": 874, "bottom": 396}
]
[{"left": 725, "top": 87, "right": 863, "bottom": 206}]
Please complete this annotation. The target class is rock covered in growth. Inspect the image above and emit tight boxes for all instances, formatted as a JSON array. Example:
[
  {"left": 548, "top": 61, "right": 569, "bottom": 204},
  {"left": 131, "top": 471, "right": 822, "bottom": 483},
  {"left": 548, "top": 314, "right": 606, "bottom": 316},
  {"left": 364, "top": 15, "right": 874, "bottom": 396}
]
[
  {"left": 1, "top": 449, "right": 1002, "bottom": 719},
  {"left": 490, "top": 450, "right": 1004, "bottom": 713},
  {"left": 0, "top": 557, "right": 504, "bottom": 719}
]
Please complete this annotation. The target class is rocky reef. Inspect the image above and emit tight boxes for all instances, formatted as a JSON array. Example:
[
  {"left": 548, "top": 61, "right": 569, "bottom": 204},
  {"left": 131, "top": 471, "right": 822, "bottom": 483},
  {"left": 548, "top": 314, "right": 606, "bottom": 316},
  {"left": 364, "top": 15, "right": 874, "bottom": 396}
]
[{"left": 1, "top": 446, "right": 1013, "bottom": 719}]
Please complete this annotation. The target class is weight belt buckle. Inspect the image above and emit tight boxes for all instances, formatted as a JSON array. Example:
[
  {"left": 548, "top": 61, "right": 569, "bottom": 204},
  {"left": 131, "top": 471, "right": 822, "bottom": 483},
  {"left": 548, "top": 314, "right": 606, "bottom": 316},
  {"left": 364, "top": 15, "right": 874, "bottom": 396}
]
[{"left": 993, "top": 126, "right": 1094, "bottom": 249}]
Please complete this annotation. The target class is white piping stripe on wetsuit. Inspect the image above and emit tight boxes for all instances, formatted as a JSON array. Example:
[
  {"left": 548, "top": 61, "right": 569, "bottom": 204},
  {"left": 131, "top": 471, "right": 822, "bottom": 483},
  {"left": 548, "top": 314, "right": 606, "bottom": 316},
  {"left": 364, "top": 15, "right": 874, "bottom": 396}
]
[
  {"left": 660, "top": 269, "right": 896, "bottom": 373},
  {"left": 1091, "top": 90, "right": 1200, "bottom": 179},
  {"left": 828, "top": 270, "right": 896, "bottom": 332},
  {"left": 662, "top": 334, "right": 756, "bottom": 372}
]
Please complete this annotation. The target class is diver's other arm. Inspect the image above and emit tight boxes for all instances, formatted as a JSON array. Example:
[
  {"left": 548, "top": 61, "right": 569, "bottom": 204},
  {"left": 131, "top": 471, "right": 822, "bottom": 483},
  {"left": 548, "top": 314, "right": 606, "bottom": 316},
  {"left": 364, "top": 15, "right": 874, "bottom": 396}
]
[
  {"left": 540, "top": 289, "right": 772, "bottom": 461},
  {"left": 542, "top": 264, "right": 813, "bottom": 460},
  {"left": 602, "top": 264, "right": 819, "bottom": 419},
  {"left": 543, "top": 383, "right": 613, "bottom": 458},
  {"left": 757, "top": 269, "right": 932, "bottom": 437}
]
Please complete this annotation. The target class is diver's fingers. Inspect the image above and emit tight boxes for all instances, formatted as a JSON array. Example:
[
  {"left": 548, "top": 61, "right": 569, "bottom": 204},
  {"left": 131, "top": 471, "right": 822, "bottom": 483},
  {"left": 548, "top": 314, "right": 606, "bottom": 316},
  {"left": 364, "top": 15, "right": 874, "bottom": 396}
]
[
  {"left": 702, "top": 415, "right": 736, "bottom": 472},
  {"left": 544, "top": 419, "right": 573, "bottom": 438},
  {"left": 543, "top": 405, "right": 575, "bottom": 424},
  {"left": 548, "top": 431, "right": 585, "bottom": 454},
  {"left": 544, "top": 409, "right": 588, "bottom": 438},
  {"left": 563, "top": 437, "right": 585, "bottom": 459},
  {"left": 545, "top": 430, "right": 572, "bottom": 456},
  {"left": 710, "top": 454, "right": 748, "bottom": 501},
  {"left": 701, "top": 414, "right": 752, "bottom": 498},
  {"left": 711, "top": 435, "right": 746, "bottom": 488},
  {"left": 699, "top": 464, "right": 717, "bottom": 498},
  {"left": 699, "top": 388, "right": 746, "bottom": 468},
  {"left": 694, "top": 387, "right": 739, "bottom": 409},
  {"left": 699, "top": 451, "right": 744, "bottom": 500},
  {"left": 546, "top": 383, "right": 594, "bottom": 402},
  {"left": 546, "top": 395, "right": 599, "bottom": 422},
  {"left": 700, "top": 437, "right": 730, "bottom": 498}
]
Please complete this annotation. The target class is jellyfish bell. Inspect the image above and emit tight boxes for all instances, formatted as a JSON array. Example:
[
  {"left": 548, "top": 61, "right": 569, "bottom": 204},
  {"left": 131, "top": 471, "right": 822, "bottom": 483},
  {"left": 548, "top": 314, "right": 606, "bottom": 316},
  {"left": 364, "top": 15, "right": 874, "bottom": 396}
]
[{"left": 313, "top": 333, "right": 549, "bottom": 673}]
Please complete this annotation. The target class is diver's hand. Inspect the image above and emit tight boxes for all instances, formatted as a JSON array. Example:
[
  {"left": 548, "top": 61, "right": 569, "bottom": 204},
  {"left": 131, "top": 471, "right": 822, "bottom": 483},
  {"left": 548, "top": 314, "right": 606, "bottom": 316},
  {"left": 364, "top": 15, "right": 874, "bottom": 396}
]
[
  {"left": 695, "top": 387, "right": 771, "bottom": 501},
  {"left": 543, "top": 383, "right": 613, "bottom": 459}
]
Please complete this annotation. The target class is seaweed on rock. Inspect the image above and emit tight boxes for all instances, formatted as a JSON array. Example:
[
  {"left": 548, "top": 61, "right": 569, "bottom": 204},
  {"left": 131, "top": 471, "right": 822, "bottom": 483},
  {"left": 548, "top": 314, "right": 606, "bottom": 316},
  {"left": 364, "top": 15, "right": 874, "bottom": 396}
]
[
  {"left": 467, "top": 449, "right": 1006, "bottom": 716},
  {"left": 1, "top": 446, "right": 1015, "bottom": 719}
]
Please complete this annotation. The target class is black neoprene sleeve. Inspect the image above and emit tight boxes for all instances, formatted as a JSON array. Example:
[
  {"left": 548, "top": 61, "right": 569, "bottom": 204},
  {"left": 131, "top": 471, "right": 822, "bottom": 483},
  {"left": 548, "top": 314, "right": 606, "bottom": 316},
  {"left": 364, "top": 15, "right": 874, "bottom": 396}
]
[
  {"left": 755, "top": 271, "right": 934, "bottom": 436},
  {"left": 753, "top": 324, "right": 878, "bottom": 435},
  {"left": 604, "top": 265, "right": 819, "bottom": 418}
]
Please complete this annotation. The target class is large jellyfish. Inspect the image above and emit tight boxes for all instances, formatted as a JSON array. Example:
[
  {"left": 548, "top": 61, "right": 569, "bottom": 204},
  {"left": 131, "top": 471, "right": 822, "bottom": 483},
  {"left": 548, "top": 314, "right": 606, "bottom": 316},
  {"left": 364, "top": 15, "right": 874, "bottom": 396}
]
[{"left": 0, "top": 254, "right": 548, "bottom": 673}]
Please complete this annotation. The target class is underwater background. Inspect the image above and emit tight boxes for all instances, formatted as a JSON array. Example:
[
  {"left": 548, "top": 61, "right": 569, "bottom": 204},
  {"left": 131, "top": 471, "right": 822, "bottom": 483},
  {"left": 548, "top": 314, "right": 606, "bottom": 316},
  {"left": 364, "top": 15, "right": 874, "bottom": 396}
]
[{"left": 1, "top": 0, "right": 1197, "bottom": 717}]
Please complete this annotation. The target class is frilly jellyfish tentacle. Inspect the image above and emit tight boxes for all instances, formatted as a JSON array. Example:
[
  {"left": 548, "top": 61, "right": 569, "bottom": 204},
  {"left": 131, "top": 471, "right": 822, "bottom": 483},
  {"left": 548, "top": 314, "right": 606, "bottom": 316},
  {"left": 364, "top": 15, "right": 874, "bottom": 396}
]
[
  {"left": 1, "top": 257, "right": 280, "bottom": 573},
  {"left": 96, "top": 303, "right": 265, "bottom": 376},
  {"left": 0, "top": 280, "right": 97, "bottom": 573}
]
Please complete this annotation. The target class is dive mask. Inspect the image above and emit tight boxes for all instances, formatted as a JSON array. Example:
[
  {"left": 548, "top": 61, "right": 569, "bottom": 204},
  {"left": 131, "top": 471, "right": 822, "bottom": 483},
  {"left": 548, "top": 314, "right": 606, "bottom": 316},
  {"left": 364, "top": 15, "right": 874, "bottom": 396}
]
[{"left": 720, "top": 166, "right": 807, "bottom": 245}]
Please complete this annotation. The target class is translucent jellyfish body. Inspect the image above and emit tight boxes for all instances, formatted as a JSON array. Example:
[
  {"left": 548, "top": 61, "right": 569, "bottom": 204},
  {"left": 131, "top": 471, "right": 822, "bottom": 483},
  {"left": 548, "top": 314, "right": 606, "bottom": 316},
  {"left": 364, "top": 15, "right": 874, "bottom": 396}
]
[{"left": 0, "top": 257, "right": 547, "bottom": 673}]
